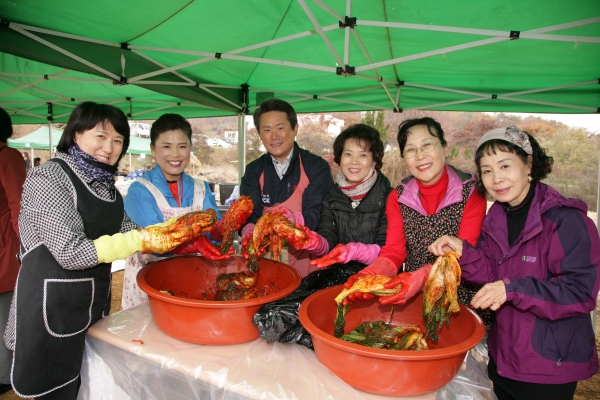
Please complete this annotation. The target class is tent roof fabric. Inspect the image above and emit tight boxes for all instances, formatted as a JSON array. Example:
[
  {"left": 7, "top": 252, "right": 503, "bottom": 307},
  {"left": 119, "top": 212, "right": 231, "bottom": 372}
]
[
  {"left": 7, "top": 126, "right": 152, "bottom": 155},
  {"left": 7, "top": 126, "right": 64, "bottom": 149},
  {"left": 1, "top": 1, "right": 599, "bottom": 124}
]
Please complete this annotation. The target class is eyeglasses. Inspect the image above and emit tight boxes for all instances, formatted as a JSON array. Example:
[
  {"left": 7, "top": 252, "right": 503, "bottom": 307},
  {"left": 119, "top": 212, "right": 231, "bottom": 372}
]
[{"left": 402, "top": 140, "right": 439, "bottom": 159}]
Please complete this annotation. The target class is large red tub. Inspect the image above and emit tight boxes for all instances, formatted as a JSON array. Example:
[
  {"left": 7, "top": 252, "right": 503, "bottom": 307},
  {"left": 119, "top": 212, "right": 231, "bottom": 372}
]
[
  {"left": 137, "top": 255, "right": 301, "bottom": 345},
  {"left": 299, "top": 286, "right": 485, "bottom": 396}
]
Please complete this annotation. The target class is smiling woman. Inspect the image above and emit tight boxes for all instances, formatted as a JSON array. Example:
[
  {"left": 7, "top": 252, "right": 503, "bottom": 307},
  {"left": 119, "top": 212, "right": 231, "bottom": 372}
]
[
  {"left": 343, "top": 117, "right": 491, "bottom": 327},
  {"left": 6, "top": 102, "right": 194, "bottom": 400},
  {"left": 121, "top": 113, "right": 225, "bottom": 311},
  {"left": 428, "top": 126, "right": 600, "bottom": 400},
  {"left": 74, "top": 123, "right": 124, "bottom": 166}
]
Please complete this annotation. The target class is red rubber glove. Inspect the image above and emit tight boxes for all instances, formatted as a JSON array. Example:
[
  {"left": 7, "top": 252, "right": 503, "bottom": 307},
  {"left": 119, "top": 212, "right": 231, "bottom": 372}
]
[
  {"left": 273, "top": 207, "right": 304, "bottom": 226},
  {"left": 378, "top": 264, "right": 433, "bottom": 305},
  {"left": 277, "top": 225, "right": 329, "bottom": 254},
  {"left": 340, "top": 274, "right": 376, "bottom": 305},
  {"left": 340, "top": 290, "right": 375, "bottom": 306},
  {"left": 240, "top": 233, "right": 252, "bottom": 260},
  {"left": 208, "top": 220, "right": 224, "bottom": 242},
  {"left": 341, "top": 257, "right": 398, "bottom": 305},
  {"left": 173, "top": 235, "right": 233, "bottom": 260}
]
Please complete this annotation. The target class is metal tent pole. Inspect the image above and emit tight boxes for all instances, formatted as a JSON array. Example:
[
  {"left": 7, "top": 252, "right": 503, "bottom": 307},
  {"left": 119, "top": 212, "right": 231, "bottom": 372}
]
[
  {"left": 237, "top": 84, "right": 249, "bottom": 186},
  {"left": 48, "top": 120, "right": 53, "bottom": 158},
  {"left": 237, "top": 113, "right": 246, "bottom": 185},
  {"left": 47, "top": 102, "right": 53, "bottom": 158}
]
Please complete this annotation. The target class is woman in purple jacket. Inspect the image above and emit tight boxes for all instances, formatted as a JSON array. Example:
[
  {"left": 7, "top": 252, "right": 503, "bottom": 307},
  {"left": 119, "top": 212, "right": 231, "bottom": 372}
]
[{"left": 429, "top": 126, "right": 600, "bottom": 400}]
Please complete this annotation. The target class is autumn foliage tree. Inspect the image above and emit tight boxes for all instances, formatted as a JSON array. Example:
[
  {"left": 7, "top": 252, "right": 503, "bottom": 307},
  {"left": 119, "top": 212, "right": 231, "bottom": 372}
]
[
  {"left": 361, "top": 111, "right": 389, "bottom": 144},
  {"left": 180, "top": 111, "right": 600, "bottom": 212},
  {"left": 244, "top": 127, "right": 263, "bottom": 164},
  {"left": 295, "top": 118, "right": 335, "bottom": 157}
]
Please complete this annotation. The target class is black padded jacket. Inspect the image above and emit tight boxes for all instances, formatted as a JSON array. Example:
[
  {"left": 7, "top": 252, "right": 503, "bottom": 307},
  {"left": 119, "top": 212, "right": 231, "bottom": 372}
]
[{"left": 317, "top": 172, "right": 392, "bottom": 251}]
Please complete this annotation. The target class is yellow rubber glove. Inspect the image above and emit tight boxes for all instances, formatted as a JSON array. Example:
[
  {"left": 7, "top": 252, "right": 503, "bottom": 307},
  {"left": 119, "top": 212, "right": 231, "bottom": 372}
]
[{"left": 94, "top": 210, "right": 217, "bottom": 263}]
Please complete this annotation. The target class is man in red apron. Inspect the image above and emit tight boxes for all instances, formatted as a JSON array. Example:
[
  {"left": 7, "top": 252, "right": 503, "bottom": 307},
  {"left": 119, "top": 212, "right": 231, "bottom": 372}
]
[{"left": 240, "top": 98, "right": 334, "bottom": 277}]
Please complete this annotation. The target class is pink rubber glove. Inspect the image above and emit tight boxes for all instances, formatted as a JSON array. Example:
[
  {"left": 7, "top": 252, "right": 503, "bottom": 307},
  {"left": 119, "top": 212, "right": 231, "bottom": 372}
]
[
  {"left": 208, "top": 220, "right": 224, "bottom": 242},
  {"left": 378, "top": 264, "right": 433, "bottom": 305},
  {"left": 241, "top": 223, "right": 255, "bottom": 238},
  {"left": 310, "top": 242, "right": 380, "bottom": 269},
  {"left": 341, "top": 257, "right": 398, "bottom": 305},
  {"left": 277, "top": 225, "right": 329, "bottom": 256},
  {"left": 273, "top": 207, "right": 304, "bottom": 226},
  {"left": 172, "top": 235, "right": 233, "bottom": 260}
]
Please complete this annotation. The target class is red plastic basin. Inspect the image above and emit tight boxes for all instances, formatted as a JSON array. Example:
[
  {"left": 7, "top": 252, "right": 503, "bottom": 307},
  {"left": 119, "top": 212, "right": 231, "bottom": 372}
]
[
  {"left": 299, "top": 286, "right": 485, "bottom": 396},
  {"left": 137, "top": 255, "right": 301, "bottom": 345}
]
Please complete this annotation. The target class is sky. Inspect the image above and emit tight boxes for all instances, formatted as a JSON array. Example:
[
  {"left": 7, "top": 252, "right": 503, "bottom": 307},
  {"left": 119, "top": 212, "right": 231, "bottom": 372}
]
[{"left": 488, "top": 113, "right": 600, "bottom": 134}]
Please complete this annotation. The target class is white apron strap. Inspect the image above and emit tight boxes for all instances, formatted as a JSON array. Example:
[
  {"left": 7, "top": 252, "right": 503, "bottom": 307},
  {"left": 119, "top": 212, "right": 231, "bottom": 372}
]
[
  {"left": 191, "top": 178, "right": 207, "bottom": 211},
  {"left": 136, "top": 178, "right": 171, "bottom": 210}
]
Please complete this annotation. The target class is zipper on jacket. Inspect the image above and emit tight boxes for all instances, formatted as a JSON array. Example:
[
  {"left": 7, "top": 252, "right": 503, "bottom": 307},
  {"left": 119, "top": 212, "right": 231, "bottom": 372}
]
[
  {"left": 287, "top": 183, "right": 290, "bottom": 194},
  {"left": 498, "top": 252, "right": 508, "bottom": 265}
]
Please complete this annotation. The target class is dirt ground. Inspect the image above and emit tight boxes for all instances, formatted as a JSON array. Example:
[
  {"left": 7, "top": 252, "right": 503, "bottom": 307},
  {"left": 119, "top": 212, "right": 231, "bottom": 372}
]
[{"left": 1, "top": 271, "right": 599, "bottom": 399}]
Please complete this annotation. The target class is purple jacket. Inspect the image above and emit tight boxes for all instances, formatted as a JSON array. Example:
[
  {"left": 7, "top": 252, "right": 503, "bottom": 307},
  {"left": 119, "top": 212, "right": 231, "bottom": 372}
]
[{"left": 460, "top": 182, "right": 600, "bottom": 384}]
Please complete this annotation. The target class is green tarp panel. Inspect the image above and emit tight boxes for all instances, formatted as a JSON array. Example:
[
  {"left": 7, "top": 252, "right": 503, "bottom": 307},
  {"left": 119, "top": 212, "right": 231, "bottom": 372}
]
[
  {"left": 0, "top": 0, "right": 598, "bottom": 124},
  {"left": 7, "top": 126, "right": 63, "bottom": 149},
  {"left": 127, "top": 136, "right": 153, "bottom": 156},
  {"left": 7, "top": 126, "right": 153, "bottom": 155}
]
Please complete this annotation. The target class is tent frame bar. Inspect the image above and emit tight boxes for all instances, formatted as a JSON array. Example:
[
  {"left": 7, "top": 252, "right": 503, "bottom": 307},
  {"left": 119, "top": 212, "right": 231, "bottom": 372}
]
[
  {"left": 298, "top": 0, "right": 345, "bottom": 69},
  {"left": 10, "top": 23, "right": 119, "bottom": 80},
  {"left": 131, "top": 50, "right": 196, "bottom": 84},
  {"left": 2, "top": 10, "right": 598, "bottom": 120},
  {"left": 359, "top": 17, "right": 600, "bottom": 44}
]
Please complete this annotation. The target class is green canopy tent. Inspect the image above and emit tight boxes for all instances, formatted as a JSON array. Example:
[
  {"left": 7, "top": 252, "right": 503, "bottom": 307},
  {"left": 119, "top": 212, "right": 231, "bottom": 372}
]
[
  {"left": 1, "top": 1, "right": 598, "bottom": 179},
  {"left": 7, "top": 126, "right": 152, "bottom": 154},
  {"left": 1, "top": 0, "right": 599, "bottom": 330},
  {"left": 7, "top": 126, "right": 63, "bottom": 150}
]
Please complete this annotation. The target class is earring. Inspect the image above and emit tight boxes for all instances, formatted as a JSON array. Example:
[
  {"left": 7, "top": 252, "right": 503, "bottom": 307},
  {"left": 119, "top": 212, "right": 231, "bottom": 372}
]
[{"left": 527, "top": 175, "right": 532, "bottom": 183}]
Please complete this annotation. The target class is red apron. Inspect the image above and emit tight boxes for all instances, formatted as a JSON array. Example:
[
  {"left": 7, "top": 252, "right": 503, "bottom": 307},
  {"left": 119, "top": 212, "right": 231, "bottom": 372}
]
[{"left": 259, "top": 154, "right": 316, "bottom": 277}]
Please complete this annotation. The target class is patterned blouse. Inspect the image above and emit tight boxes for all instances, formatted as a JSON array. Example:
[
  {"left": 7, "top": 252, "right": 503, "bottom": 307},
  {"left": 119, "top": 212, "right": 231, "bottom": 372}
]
[
  {"left": 18, "top": 152, "right": 138, "bottom": 268},
  {"left": 5, "top": 152, "right": 138, "bottom": 349}
]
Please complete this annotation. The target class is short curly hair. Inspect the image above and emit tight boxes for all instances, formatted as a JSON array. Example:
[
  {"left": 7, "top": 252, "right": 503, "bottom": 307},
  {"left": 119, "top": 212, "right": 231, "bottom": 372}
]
[
  {"left": 474, "top": 132, "right": 553, "bottom": 196},
  {"left": 333, "top": 124, "right": 384, "bottom": 171}
]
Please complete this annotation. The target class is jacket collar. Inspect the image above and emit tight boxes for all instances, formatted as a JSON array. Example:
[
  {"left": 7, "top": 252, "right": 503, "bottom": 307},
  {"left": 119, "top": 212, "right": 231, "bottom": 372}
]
[
  {"left": 484, "top": 182, "right": 587, "bottom": 252},
  {"left": 398, "top": 165, "right": 472, "bottom": 214},
  {"left": 262, "top": 142, "right": 300, "bottom": 176},
  {"left": 141, "top": 166, "right": 193, "bottom": 200},
  {"left": 329, "top": 173, "right": 390, "bottom": 210}
]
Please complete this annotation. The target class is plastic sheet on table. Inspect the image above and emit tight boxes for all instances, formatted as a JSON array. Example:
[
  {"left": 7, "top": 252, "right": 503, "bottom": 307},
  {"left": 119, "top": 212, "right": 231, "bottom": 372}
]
[{"left": 78, "top": 301, "right": 495, "bottom": 400}]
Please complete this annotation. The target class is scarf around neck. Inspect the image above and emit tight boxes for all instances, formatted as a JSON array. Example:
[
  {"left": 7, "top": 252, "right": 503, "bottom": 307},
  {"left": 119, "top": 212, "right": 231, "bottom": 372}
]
[
  {"left": 68, "top": 144, "right": 117, "bottom": 186},
  {"left": 337, "top": 168, "right": 378, "bottom": 205}
]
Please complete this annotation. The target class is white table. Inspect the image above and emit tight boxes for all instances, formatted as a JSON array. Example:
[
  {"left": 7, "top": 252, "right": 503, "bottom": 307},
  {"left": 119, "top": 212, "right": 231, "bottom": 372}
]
[{"left": 78, "top": 303, "right": 495, "bottom": 400}]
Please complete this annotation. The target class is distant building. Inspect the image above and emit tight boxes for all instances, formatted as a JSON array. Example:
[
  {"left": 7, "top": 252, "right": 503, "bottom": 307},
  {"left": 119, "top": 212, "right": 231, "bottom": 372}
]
[{"left": 223, "top": 130, "right": 238, "bottom": 144}]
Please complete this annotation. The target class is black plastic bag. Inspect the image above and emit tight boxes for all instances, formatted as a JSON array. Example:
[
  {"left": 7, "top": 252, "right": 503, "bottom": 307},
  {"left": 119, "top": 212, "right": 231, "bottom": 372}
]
[{"left": 253, "top": 262, "right": 364, "bottom": 349}]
